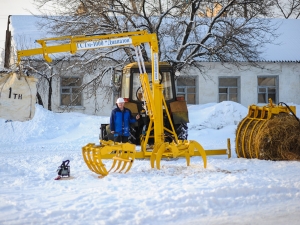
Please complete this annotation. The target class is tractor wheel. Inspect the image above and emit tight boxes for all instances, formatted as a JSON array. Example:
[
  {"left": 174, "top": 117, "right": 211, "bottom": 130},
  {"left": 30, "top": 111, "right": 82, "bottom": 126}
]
[
  {"left": 175, "top": 123, "right": 188, "bottom": 140},
  {"left": 129, "top": 126, "right": 138, "bottom": 144}
]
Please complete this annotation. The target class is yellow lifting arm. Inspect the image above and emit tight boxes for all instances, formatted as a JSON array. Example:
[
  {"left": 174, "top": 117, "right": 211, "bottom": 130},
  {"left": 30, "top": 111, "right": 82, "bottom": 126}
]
[{"left": 17, "top": 30, "right": 158, "bottom": 64}]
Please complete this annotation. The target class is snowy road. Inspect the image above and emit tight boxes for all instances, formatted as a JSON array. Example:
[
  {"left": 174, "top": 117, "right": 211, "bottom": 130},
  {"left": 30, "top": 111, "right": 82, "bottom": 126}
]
[{"left": 1, "top": 103, "right": 300, "bottom": 224}]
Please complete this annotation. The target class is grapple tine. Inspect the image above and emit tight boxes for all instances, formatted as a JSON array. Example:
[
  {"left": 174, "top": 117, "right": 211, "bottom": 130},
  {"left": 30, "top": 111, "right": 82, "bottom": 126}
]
[
  {"left": 150, "top": 150, "right": 156, "bottom": 169},
  {"left": 124, "top": 160, "right": 134, "bottom": 174},
  {"left": 85, "top": 144, "right": 102, "bottom": 174},
  {"left": 113, "top": 148, "right": 135, "bottom": 173},
  {"left": 82, "top": 143, "right": 110, "bottom": 177},
  {"left": 108, "top": 157, "right": 118, "bottom": 173},
  {"left": 150, "top": 143, "right": 162, "bottom": 168},
  {"left": 112, "top": 158, "right": 123, "bottom": 172},
  {"left": 82, "top": 144, "right": 95, "bottom": 172},
  {"left": 111, "top": 149, "right": 124, "bottom": 172},
  {"left": 117, "top": 151, "right": 129, "bottom": 172},
  {"left": 189, "top": 140, "right": 207, "bottom": 168},
  {"left": 91, "top": 146, "right": 109, "bottom": 176},
  {"left": 117, "top": 160, "right": 128, "bottom": 173},
  {"left": 82, "top": 142, "right": 137, "bottom": 177},
  {"left": 118, "top": 150, "right": 131, "bottom": 172},
  {"left": 185, "top": 151, "right": 191, "bottom": 166},
  {"left": 155, "top": 143, "right": 166, "bottom": 170}
]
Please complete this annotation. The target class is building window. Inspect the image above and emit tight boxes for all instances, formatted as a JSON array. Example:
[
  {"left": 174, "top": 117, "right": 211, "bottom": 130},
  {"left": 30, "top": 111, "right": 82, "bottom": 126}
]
[
  {"left": 61, "top": 77, "right": 82, "bottom": 106},
  {"left": 176, "top": 77, "right": 196, "bottom": 104},
  {"left": 257, "top": 76, "right": 278, "bottom": 104},
  {"left": 218, "top": 77, "right": 239, "bottom": 102}
]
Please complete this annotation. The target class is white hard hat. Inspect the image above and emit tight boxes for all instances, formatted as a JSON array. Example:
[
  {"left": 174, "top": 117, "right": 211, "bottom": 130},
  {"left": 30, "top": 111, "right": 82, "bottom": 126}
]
[{"left": 116, "top": 98, "right": 125, "bottom": 103}]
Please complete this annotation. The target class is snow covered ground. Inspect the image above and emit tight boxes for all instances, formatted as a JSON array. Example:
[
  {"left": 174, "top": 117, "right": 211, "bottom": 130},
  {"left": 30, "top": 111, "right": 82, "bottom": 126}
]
[{"left": 1, "top": 101, "right": 300, "bottom": 225}]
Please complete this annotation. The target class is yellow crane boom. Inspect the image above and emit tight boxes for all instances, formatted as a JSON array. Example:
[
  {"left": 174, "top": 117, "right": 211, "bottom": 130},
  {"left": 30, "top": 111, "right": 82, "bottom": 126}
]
[
  {"left": 17, "top": 30, "right": 230, "bottom": 177},
  {"left": 17, "top": 31, "right": 156, "bottom": 63}
]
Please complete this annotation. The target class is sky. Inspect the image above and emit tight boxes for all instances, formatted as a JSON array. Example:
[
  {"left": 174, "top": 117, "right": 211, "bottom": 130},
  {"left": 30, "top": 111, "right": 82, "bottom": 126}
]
[
  {"left": 0, "top": 0, "right": 40, "bottom": 66},
  {"left": 3, "top": 3, "right": 300, "bottom": 69},
  {"left": 1, "top": 101, "right": 300, "bottom": 224}
]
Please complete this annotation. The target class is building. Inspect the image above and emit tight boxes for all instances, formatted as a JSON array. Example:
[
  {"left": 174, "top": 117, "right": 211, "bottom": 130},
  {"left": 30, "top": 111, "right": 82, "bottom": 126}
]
[{"left": 3, "top": 15, "right": 300, "bottom": 116}]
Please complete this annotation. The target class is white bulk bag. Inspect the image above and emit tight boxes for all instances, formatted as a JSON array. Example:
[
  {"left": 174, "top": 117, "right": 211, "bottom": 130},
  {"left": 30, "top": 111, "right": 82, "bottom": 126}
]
[{"left": 0, "top": 72, "right": 37, "bottom": 121}]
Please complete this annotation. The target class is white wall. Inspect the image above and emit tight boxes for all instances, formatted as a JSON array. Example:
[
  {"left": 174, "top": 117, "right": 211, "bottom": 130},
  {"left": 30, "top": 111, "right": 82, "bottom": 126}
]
[
  {"left": 279, "top": 63, "right": 300, "bottom": 104},
  {"left": 36, "top": 61, "right": 116, "bottom": 117},
  {"left": 182, "top": 62, "right": 300, "bottom": 107},
  {"left": 36, "top": 61, "right": 300, "bottom": 116}
]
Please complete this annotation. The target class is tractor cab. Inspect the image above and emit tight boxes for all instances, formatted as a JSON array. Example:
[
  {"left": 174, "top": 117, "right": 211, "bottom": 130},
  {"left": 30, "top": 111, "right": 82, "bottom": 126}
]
[
  {"left": 102, "top": 62, "right": 189, "bottom": 144},
  {"left": 121, "top": 62, "right": 175, "bottom": 104},
  {"left": 101, "top": 62, "right": 189, "bottom": 144}
]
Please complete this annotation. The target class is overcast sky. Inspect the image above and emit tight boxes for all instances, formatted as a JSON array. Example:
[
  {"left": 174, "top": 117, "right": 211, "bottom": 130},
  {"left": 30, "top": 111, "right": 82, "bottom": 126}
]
[{"left": 0, "top": 0, "right": 40, "bottom": 66}]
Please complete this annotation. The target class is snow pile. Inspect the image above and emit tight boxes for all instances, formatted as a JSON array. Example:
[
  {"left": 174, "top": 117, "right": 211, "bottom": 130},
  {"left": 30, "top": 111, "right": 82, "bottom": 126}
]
[
  {"left": 0, "top": 104, "right": 109, "bottom": 144},
  {"left": 1, "top": 101, "right": 300, "bottom": 225},
  {"left": 188, "top": 101, "right": 248, "bottom": 130}
]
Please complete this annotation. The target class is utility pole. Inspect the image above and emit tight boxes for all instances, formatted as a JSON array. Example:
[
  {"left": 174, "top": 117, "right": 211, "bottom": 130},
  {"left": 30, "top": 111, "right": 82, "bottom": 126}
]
[{"left": 4, "top": 15, "right": 11, "bottom": 69}]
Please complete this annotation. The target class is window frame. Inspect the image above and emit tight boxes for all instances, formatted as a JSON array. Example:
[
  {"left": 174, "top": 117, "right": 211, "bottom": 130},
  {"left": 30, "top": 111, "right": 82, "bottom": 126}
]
[
  {"left": 218, "top": 76, "right": 240, "bottom": 103},
  {"left": 257, "top": 76, "right": 278, "bottom": 104},
  {"left": 60, "top": 76, "right": 83, "bottom": 107},
  {"left": 122, "top": 64, "right": 177, "bottom": 104},
  {"left": 176, "top": 76, "right": 197, "bottom": 104}
]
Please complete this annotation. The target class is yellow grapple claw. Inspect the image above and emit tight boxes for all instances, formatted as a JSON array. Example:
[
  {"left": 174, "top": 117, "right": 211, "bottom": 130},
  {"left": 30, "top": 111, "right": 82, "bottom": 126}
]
[
  {"left": 149, "top": 140, "right": 207, "bottom": 170},
  {"left": 82, "top": 142, "right": 136, "bottom": 177}
]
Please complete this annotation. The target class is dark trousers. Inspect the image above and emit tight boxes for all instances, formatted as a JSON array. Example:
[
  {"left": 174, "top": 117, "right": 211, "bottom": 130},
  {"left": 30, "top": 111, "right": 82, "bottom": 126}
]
[{"left": 114, "top": 135, "right": 129, "bottom": 143}]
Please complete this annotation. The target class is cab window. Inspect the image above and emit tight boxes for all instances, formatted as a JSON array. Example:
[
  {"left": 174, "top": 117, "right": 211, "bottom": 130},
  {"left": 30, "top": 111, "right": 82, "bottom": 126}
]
[{"left": 132, "top": 71, "right": 173, "bottom": 101}]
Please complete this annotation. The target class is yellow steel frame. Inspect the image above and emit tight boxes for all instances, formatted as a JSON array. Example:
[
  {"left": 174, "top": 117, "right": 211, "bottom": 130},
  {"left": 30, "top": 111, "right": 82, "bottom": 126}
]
[{"left": 18, "top": 30, "right": 231, "bottom": 177}]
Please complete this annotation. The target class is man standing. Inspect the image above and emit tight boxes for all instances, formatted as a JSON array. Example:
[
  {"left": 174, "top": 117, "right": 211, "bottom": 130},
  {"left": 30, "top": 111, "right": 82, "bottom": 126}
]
[{"left": 110, "top": 98, "right": 140, "bottom": 143}]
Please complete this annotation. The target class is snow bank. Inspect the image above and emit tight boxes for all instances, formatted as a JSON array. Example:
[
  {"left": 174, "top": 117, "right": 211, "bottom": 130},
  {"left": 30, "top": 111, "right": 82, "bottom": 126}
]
[
  {"left": 188, "top": 101, "right": 248, "bottom": 130},
  {"left": 0, "top": 104, "right": 110, "bottom": 144},
  {"left": 1, "top": 101, "right": 300, "bottom": 225}
]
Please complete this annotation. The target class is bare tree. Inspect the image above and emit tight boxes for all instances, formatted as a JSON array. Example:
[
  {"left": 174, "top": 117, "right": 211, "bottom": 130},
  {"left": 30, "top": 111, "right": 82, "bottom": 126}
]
[
  {"left": 272, "top": 0, "right": 300, "bottom": 18},
  {"left": 20, "top": 58, "right": 63, "bottom": 111},
  {"left": 33, "top": 0, "right": 278, "bottom": 64},
  {"left": 29, "top": 0, "right": 279, "bottom": 108},
  {"left": 10, "top": 35, "right": 58, "bottom": 111}
]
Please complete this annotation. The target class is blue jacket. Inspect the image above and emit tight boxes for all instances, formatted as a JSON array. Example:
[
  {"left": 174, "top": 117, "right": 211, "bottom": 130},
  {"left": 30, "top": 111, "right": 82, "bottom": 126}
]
[{"left": 110, "top": 106, "right": 137, "bottom": 137}]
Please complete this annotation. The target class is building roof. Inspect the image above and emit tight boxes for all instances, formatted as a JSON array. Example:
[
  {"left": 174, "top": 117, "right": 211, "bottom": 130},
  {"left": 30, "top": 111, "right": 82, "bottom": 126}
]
[
  {"left": 10, "top": 15, "right": 47, "bottom": 50},
  {"left": 9, "top": 15, "right": 300, "bottom": 63},
  {"left": 260, "top": 18, "right": 300, "bottom": 62}
]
